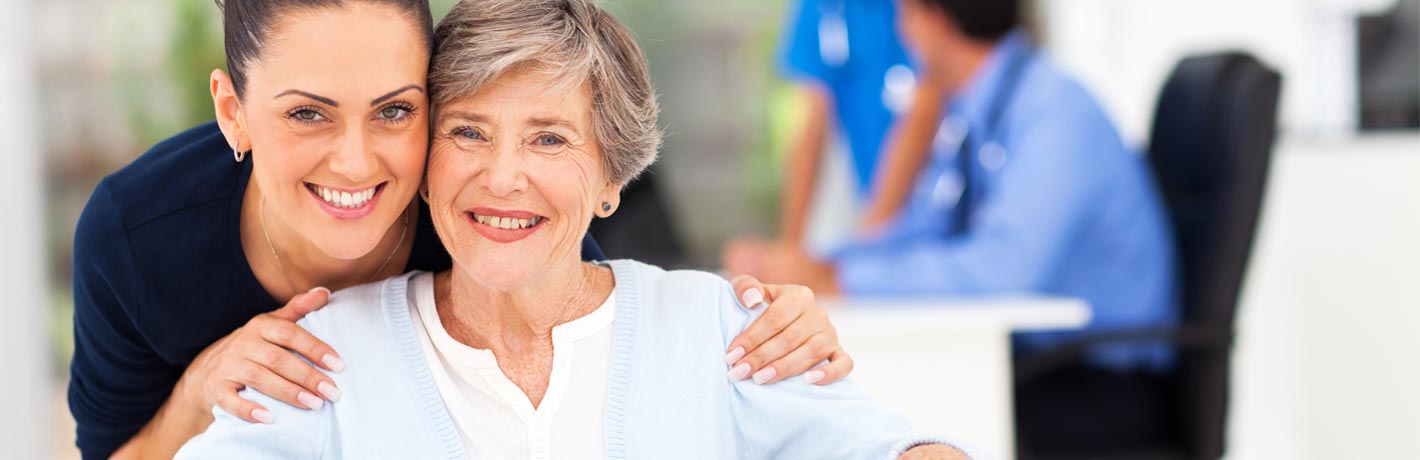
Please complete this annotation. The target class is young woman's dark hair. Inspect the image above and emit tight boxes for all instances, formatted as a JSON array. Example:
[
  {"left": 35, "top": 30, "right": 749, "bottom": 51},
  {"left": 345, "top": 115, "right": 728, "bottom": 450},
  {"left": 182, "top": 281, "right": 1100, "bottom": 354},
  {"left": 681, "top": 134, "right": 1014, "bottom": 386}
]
[
  {"left": 215, "top": 0, "right": 435, "bottom": 98},
  {"left": 916, "top": 0, "right": 1020, "bottom": 41}
]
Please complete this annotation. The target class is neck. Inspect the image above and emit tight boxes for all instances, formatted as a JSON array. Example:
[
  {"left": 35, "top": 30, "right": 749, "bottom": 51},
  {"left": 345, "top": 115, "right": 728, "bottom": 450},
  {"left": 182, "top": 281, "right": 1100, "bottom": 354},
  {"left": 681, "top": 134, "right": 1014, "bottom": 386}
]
[
  {"left": 928, "top": 36, "right": 999, "bottom": 96},
  {"left": 240, "top": 175, "right": 415, "bottom": 302},
  {"left": 435, "top": 258, "right": 613, "bottom": 351}
]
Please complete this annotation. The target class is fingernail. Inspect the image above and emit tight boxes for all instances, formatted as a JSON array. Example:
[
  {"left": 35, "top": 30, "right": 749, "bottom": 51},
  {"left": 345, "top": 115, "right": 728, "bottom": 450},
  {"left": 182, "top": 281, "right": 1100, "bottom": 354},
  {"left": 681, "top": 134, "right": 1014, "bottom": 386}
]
[
  {"left": 728, "top": 362, "right": 752, "bottom": 381},
  {"left": 312, "top": 286, "right": 332, "bottom": 296},
  {"left": 724, "top": 347, "right": 745, "bottom": 365},
  {"left": 322, "top": 354, "right": 345, "bottom": 373},
  {"left": 741, "top": 288, "right": 765, "bottom": 309},
  {"left": 298, "top": 391, "right": 323, "bottom": 410},
  {"left": 318, "top": 381, "right": 342, "bottom": 402},
  {"left": 804, "top": 370, "right": 826, "bottom": 384},
  {"left": 252, "top": 408, "right": 273, "bottom": 424},
  {"left": 752, "top": 367, "right": 777, "bottom": 385}
]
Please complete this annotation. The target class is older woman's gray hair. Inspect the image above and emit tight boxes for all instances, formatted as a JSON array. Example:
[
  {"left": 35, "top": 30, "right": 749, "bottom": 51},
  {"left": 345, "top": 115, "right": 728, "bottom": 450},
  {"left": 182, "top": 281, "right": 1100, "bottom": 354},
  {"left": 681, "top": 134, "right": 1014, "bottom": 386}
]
[{"left": 428, "top": 0, "right": 662, "bottom": 185}]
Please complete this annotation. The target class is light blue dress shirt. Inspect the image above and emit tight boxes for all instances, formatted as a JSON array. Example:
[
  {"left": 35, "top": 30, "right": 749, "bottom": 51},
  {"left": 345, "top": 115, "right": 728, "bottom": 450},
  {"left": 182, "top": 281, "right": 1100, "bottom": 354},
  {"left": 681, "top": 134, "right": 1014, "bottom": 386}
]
[{"left": 832, "top": 31, "right": 1180, "bottom": 372}]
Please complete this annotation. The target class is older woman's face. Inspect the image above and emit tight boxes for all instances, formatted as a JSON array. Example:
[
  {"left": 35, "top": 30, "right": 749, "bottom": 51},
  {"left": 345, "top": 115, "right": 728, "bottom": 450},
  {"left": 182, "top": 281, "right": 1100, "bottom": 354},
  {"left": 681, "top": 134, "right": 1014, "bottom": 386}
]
[{"left": 427, "top": 68, "right": 617, "bottom": 290}]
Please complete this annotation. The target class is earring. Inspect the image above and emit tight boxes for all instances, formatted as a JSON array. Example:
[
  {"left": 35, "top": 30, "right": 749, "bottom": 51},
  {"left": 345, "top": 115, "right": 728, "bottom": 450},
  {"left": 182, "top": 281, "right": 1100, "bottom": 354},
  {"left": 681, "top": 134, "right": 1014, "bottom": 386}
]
[
  {"left": 602, "top": 202, "right": 612, "bottom": 212},
  {"left": 233, "top": 148, "right": 245, "bottom": 163}
]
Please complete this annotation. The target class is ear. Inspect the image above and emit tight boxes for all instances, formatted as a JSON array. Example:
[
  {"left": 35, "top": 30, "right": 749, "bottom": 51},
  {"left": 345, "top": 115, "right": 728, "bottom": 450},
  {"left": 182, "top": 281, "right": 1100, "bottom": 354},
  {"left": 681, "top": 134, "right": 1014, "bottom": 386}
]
[
  {"left": 211, "top": 69, "right": 249, "bottom": 152},
  {"left": 595, "top": 181, "right": 623, "bottom": 218}
]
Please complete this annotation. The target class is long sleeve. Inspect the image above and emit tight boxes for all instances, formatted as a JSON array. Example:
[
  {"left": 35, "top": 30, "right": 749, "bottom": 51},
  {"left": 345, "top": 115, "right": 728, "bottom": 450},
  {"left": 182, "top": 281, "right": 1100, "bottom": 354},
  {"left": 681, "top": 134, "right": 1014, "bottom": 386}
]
[
  {"left": 68, "top": 180, "right": 183, "bottom": 459},
  {"left": 174, "top": 386, "right": 331, "bottom": 459},
  {"left": 715, "top": 283, "right": 979, "bottom": 460},
  {"left": 833, "top": 109, "right": 1111, "bottom": 297}
]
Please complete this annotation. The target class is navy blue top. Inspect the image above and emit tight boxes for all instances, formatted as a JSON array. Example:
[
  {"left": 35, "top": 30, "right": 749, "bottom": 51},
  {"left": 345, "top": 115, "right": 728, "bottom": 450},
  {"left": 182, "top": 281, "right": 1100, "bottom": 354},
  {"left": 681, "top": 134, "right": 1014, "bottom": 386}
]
[{"left": 68, "top": 122, "right": 604, "bottom": 459}]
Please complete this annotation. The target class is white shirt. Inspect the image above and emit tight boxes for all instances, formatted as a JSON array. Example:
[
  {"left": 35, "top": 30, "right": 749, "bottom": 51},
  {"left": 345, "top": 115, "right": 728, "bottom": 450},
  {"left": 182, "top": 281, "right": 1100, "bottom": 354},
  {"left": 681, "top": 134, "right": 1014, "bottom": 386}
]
[{"left": 408, "top": 272, "right": 615, "bottom": 460}]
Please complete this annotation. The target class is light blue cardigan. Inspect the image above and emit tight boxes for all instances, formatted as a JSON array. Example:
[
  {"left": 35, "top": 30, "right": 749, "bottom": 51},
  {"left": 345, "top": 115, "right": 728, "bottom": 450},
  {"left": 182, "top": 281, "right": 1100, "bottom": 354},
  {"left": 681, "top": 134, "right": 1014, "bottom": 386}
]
[{"left": 176, "top": 260, "right": 972, "bottom": 459}]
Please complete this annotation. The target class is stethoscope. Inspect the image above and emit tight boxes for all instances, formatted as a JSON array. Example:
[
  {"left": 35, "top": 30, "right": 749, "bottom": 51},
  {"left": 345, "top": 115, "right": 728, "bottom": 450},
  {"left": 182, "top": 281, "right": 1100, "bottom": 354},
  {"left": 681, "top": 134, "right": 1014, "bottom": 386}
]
[{"left": 936, "top": 48, "right": 1035, "bottom": 236}]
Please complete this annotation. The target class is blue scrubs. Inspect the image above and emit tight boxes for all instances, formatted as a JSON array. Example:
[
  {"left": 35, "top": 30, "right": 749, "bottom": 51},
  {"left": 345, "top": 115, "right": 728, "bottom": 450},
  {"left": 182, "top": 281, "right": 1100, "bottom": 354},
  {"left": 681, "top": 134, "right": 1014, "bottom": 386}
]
[
  {"left": 780, "top": 0, "right": 913, "bottom": 192},
  {"left": 831, "top": 32, "right": 1180, "bottom": 372}
]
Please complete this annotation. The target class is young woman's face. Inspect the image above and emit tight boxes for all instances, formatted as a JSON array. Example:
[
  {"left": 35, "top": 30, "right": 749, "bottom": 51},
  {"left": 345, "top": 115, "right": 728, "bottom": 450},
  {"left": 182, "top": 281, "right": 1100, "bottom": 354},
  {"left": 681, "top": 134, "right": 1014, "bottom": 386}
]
[
  {"left": 237, "top": 4, "right": 429, "bottom": 260},
  {"left": 426, "top": 68, "right": 619, "bottom": 291}
]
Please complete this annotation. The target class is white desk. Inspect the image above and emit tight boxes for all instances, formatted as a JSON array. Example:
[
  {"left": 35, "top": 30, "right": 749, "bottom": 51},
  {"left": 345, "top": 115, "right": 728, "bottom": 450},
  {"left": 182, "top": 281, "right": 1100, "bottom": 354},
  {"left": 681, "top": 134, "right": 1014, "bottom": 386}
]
[{"left": 823, "top": 297, "right": 1091, "bottom": 460}]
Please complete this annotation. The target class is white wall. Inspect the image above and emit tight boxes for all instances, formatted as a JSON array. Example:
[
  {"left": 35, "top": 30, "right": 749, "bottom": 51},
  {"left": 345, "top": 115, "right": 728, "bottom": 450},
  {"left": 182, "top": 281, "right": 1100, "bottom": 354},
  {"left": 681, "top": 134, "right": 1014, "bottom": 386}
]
[
  {"left": 1037, "top": 1, "right": 1420, "bottom": 458},
  {"left": 0, "top": 0, "right": 51, "bottom": 458}
]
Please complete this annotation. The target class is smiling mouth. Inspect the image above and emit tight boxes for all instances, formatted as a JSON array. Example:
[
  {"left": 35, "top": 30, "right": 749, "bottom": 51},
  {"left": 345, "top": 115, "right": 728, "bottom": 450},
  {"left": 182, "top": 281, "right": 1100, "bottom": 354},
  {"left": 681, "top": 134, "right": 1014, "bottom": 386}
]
[
  {"left": 468, "top": 211, "right": 546, "bottom": 230},
  {"left": 306, "top": 182, "right": 384, "bottom": 209}
]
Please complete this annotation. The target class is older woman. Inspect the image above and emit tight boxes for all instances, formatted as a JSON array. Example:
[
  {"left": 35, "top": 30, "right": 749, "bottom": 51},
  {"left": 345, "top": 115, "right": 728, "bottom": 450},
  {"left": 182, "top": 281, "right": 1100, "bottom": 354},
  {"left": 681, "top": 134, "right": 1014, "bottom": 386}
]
[{"left": 175, "top": 0, "right": 974, "bottom": 459}]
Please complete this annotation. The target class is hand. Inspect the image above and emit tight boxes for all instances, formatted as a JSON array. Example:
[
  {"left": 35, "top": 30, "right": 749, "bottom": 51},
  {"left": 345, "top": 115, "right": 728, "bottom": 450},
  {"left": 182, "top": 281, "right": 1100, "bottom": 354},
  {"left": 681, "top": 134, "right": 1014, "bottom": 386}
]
[
  {"left": 724, "top": 276, "right": 853, "bottom": 386},
  {"left": 723, "top": 238, "right": 839, "bottom": 295},
  {"left": 721, "top": 235, "right": 773, "bottom": 279},
  {"left": 901, "top": 444, "right": 971, "bottom": 460},
  {"left": 180, "top": 287, "right": 342, "bottom": 424}
]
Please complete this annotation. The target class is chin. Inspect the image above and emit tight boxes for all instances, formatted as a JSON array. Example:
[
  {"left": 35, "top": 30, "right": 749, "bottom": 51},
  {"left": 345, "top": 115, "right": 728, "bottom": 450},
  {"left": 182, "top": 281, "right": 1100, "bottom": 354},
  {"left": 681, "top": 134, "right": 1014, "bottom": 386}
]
[{"left": 309, "top": 227, "right": 391, "bottom": 261}]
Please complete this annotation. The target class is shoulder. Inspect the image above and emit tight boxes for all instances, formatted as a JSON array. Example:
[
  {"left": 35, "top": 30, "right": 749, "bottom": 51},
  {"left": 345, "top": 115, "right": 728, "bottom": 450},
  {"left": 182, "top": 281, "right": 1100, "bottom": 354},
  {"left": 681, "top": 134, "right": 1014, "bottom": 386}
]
[
  {"left": 99, "top": 122, "right": 244, "bottom": 230},
  {"left": 297, "top": 273, "right": 418, "bottom": 352},
  {"left": 605, "top": 260, "right": 750, "bottom": 336}
]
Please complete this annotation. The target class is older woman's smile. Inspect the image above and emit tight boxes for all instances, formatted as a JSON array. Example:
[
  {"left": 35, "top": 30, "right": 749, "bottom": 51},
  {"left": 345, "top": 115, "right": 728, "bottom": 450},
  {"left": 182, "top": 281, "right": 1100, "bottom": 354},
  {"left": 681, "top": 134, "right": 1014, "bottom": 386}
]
[
  {"left": 304, "top": 181, "right": 389, "bottom": 220},
  {"left": 466, "top": 207, "right": 547, "bottom": 243}
]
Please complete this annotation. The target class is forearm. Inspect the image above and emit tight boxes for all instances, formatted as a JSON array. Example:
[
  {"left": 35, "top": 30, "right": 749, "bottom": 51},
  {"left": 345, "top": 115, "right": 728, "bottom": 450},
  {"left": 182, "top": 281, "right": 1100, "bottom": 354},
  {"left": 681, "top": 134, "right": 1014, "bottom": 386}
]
[
  {"left": 861, "top": 81, "right": 947, "bottom": 232},
  {"left": 779, "top": 85, "right": 832, "bottom": 243},
  {"left": 111, "top": 376, "right": 212, "bottom": 460}
]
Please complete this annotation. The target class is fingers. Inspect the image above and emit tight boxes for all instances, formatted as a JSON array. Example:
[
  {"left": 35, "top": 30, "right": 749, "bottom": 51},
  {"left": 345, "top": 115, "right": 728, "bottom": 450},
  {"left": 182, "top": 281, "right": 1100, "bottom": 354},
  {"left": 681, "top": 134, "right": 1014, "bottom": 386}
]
[
  {"left": 268, "top": 287, "right": 331, "bottom": 322},
  {"left": 726, "top": 283, "right": 811, "bottom": 357},
  {"left": 729, "top": 275, "right": 769, "bottom": 310},
  {"left": 806, "top": 348, "right": 854, "bottom": 385},
  {"left": 212, "top": 384, "right": 273, "bottom": 424},
  {"left": 752, "top": 329, "right": 838, "bottom": 385},
  {"left": 248, "top": 342, "right": 340, "bottom": 404},
  {"left": 255, "top": 315, "right": 343, "bottom": 372}
]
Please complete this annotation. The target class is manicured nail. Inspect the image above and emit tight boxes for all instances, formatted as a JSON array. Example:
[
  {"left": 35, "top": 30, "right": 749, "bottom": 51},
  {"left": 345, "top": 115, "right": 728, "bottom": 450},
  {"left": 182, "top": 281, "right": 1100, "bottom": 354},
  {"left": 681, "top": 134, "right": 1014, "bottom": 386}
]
[
  {"left": 312, "top": 286, "right": 332, "bottom": 296},
  {"left": 724, "top": 347, "right": 745, "bottom": 365},
  {"left": 252, "top": 408, "right": 273, "bottom": 424},
  {"left": 298, "top": 391, "right": 323, "bottom": 410},
  {"left": 803, "top": 370, "right": 826, "bottom": 384},
  {"left": 728, "top": 363, "right": 752, "bottom": 381},
  {"left": 741, "top": 288, "right": 766, "bottom": 309},
  {"left": 322, "top": 354, "right": 345, "bottom": 373},
  {"left": 752, "top": 367, "right": 777, "bottom": 385},
  {"left": 318, "top": 381, "right": 342, "bottom": 402}
]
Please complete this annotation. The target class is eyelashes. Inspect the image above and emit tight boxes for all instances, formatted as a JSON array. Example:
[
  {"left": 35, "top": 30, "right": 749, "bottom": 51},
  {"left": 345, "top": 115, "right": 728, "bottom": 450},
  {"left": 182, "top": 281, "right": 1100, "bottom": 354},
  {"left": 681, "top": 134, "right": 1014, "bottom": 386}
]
[{"left": 281, "top": 102, "right": 420, "bottom": 127}]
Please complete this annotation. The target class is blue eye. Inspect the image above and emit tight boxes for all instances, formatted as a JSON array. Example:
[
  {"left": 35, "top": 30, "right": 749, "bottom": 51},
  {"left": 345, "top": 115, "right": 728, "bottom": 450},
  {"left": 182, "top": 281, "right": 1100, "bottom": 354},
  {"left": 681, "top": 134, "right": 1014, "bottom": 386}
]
[
  {"left": 535, "top": 134, "right": 564, "bottom": 146},
  {"left": 452, "top": 127, "right": 485, "bottom": 140}
]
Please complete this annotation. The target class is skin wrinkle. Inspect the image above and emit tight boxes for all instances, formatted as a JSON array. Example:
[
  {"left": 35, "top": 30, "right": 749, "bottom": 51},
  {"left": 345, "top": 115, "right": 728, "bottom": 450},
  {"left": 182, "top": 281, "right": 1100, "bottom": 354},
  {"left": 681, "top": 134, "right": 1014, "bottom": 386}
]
[{"left": 425, "top": 67, "right": 616, "bottom": 408}]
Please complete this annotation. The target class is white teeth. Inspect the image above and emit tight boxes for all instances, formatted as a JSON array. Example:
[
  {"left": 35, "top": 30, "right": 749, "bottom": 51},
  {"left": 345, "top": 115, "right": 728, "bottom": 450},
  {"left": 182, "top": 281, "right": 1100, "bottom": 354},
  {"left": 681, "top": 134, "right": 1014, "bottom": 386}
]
[
  {"left": 517, "top": 218, "right": 529, "bottom": 229},
  {"left": 309, "top": 184, "right": 378, "bottom": 209}
]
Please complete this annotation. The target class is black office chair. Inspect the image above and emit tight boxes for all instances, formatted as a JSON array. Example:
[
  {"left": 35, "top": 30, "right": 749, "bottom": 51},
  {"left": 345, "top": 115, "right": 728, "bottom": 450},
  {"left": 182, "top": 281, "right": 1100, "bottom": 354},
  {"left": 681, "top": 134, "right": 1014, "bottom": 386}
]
[
  {"left": 1014, "top": 52, "right": 1283, "bottom": 460},
  {"left": 587, "top": 167, "right": 690, "bottom": 268}
]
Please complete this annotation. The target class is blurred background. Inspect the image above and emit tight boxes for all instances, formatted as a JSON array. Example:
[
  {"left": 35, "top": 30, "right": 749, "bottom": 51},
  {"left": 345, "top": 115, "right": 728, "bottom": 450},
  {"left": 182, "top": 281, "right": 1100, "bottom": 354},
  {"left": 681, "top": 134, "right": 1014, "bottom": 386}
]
[{"left": 1, "top": 0, "right": 1416, "bottom": 459}]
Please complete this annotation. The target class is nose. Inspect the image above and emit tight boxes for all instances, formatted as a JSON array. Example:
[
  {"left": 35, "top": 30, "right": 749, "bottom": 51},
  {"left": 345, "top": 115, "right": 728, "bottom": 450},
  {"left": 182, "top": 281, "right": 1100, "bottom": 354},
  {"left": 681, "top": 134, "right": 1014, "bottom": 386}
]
[
  {"left": 327, "top": 127, "right": 378, "bottom": 183},
  {"left": 479, "top": 139, "right": 527, "bottom": 197}
]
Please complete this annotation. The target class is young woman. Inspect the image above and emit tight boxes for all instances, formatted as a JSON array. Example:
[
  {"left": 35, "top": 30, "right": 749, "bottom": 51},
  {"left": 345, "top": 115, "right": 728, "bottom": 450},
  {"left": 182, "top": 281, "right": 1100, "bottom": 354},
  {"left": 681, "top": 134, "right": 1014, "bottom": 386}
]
[{"left": 69, "top": 1, "right": 853, "bottom": 459}]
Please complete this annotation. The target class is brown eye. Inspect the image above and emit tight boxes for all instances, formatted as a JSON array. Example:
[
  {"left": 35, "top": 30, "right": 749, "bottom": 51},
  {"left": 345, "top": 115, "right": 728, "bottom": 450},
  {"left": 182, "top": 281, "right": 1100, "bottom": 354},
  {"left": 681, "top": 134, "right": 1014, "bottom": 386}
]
[{"left": 293, "top": 109, "right": 323, "bottom": 121}]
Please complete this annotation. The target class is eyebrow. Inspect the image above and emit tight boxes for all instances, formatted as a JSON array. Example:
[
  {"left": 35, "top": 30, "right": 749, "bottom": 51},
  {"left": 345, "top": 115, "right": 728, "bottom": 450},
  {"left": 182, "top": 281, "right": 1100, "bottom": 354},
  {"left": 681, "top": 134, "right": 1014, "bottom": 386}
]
[
  {"left": 274, "top": 89, "right": 338, "bottom": 107},
  {"left": 529, "top": 117, "right": 578, "bottom": 132},
  {"left": 370, "top": 85, "right": 424, "bottom": 106}
]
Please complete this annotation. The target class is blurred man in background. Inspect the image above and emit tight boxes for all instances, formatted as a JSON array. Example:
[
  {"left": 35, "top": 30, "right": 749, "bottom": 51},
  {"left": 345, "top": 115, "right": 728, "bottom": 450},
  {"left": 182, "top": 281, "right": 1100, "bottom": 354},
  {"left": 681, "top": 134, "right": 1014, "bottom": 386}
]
[{"left": 725, "top": 0, "right": 1181, "bottom": 452}]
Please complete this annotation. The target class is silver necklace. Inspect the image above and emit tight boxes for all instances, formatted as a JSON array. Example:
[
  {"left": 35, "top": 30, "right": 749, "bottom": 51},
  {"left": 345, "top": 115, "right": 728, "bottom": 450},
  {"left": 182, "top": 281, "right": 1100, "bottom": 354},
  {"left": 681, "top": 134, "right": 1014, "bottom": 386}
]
[{"left": 261, "top": 198, "right": 410, "bottom": 297}]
